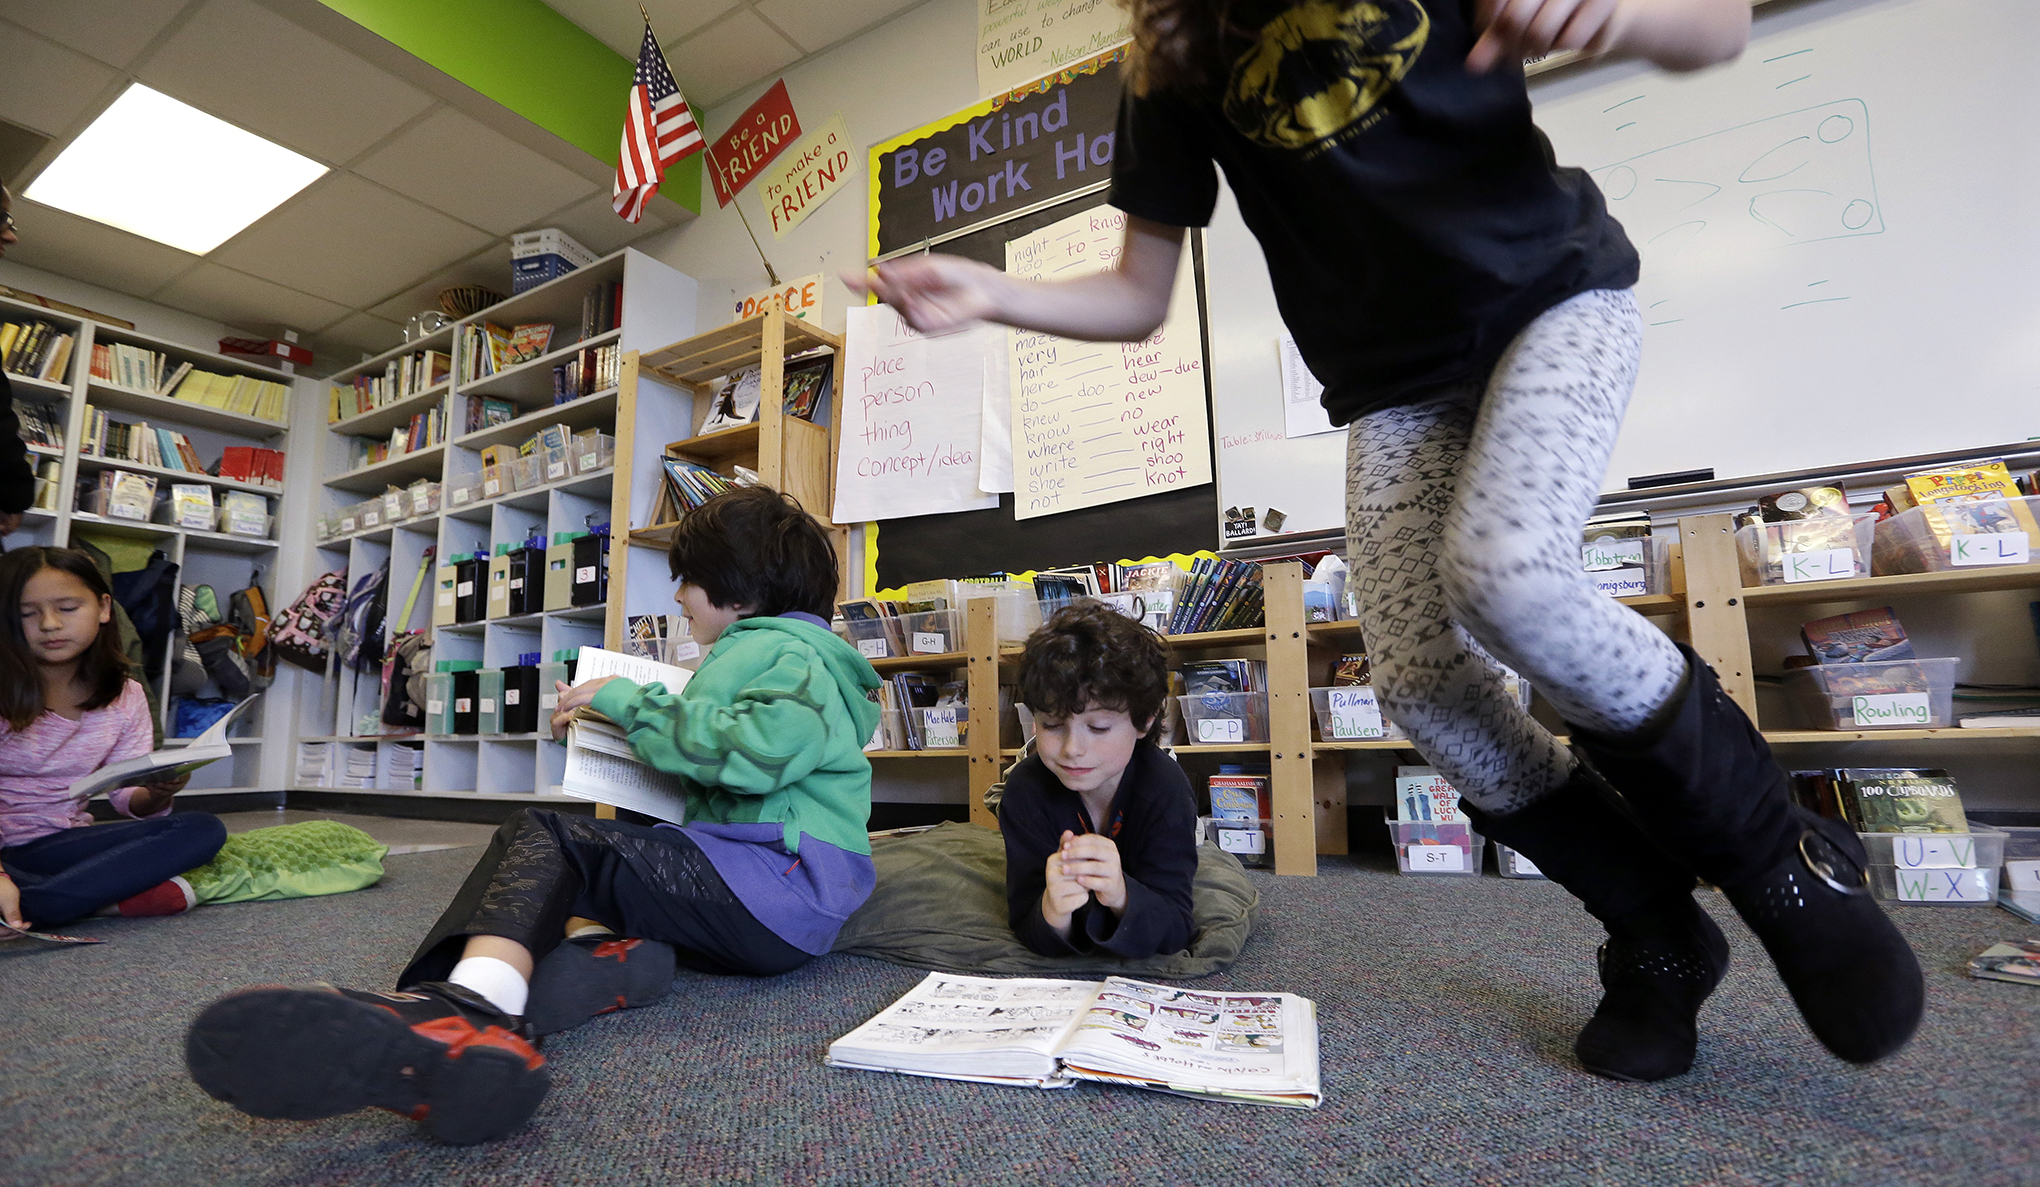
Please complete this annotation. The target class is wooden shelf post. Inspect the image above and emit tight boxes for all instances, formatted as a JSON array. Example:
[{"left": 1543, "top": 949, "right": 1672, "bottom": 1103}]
[
  {"left": 1262, "top": 562, "right": 1317, "bottom": 876},
  {"left": 965, "top": 598, "right": 1003, "bottom": 829},
  {"left": 1680, "top": 512, "right": 1758, "bottom": 715}
]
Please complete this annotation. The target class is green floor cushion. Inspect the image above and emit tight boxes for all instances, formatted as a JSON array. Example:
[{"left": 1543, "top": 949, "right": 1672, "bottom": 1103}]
[
  {"left": 832, "top": 820, "right": 1258, "bottom": 979},
  {"left": 184, "top": 820, "right": 389, "bottom": 905}
]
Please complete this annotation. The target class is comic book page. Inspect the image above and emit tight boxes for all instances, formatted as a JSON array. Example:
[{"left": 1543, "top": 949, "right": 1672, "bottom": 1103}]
[
  {"left": 1055, "top": 978, "right": 1322, "bottom": 1108},
  {"left": 826, "top": 973, "right": 1102, "bottom": 1087}
]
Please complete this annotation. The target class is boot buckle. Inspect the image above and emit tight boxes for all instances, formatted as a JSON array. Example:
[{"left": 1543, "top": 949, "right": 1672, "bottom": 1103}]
[{"left": 1799, "top": 829, "right": 1869, "bottom": 897}]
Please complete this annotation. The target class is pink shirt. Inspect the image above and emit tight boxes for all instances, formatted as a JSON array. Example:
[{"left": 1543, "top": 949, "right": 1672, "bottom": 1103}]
[{"left": 0, "top": 680, "right": 156, "bottom": 848}]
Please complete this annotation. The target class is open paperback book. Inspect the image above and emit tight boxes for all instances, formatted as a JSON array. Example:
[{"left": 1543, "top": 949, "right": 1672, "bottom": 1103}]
[
  {"left": 827, "top": 972, "right": 1321, "bottom": 1109},
  {"left": 65, "top": 695, "right": 260, "bottom": 803},
  {"left": 559, "top": 648, "right": 694, "bottom": 823}
]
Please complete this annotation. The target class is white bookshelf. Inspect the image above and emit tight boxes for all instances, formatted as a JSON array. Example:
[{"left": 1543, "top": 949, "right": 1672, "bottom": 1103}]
[
  {"left": 2, "top": 292, "right": 311, "bottom": 795},
  {"left": 298, "top": 249, "right": 697, "bottom": 801}
]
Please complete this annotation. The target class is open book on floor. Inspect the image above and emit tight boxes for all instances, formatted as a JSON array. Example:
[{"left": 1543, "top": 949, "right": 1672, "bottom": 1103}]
[
  {"left": 827, "top": 972, "right": 1321, "bottom": 1109},
  {"left": 65, "top": 695, "right": 260, "bottom": 803},
  {"left": 558, "top": 648, "right": 694, "bottom": 823}
]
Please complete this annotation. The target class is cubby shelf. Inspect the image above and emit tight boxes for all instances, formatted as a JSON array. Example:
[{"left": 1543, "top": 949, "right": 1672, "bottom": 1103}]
[
  {"left": 85, "top": 381, "right": 287, "bottom": 436},
  {"left": 330, "top": 381, "right": 450, "bottom": 439},
  {"left": 1737, "top": 561, "right": 2040, "bottom": 605}
]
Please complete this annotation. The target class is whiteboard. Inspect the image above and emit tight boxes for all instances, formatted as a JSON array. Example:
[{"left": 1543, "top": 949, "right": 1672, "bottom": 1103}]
[{"left": 1208, "top": 0, "right": 2040, "bottom": 544}]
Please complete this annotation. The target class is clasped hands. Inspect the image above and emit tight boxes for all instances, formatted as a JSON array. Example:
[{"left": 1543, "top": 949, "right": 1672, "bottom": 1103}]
[{"left": 1041, "top": 829, "right": 1127, "bottom": 930}]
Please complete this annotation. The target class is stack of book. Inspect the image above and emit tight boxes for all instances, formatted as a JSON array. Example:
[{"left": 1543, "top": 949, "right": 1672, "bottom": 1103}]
[
  {"left": 1788, "top": 767, "right": 1968, "bottom": 833},
  {"left": 552, "top": 342, "right": 619, "bottom": 402},
  {"left": 1, "top": 319, "right": 75, "bottom": 382},
  {"left": 331, "top": 348, "right": 450, "bottom": 420},
  {"left": 463, "top": 395, "right": 515, "bottom": 434},
  {"left": 80, "top": 408, "right": 206, "bottom": 473},
  {"left": 647, "top": 456, "right": 751, "bottom": 524},
  {"left": 579, "top": 280, "right": 622, "bottom": 341},
  {"left": 13, "top": 400, "right": 62, "bottom": 449},
  {"left": 217, "top": 447, "right": 285, "bottom": 489},
  {"left": 1167, "top": 557, "right": 1265, "bottom": 634},
  {"left": 90, "top": 341, "right": 168, "bottom": 390}
]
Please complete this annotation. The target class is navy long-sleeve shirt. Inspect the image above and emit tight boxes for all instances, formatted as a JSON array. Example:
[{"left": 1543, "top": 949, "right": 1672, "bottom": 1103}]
[{"left": 1001, "top": 738, "right": 1198, "bottom": 959}]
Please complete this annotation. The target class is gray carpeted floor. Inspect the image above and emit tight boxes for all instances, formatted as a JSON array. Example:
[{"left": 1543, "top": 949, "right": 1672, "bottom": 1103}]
[{"left": 4, "top": 842, "right": 2034, "bottom": 1187}]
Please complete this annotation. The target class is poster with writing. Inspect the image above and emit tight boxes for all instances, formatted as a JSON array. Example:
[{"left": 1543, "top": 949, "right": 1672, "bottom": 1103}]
[
  {"left": 759, "top": 113, "right": 857, "bottom": 238},
  {"left": 1007, "top": 207, "right": 1211, "bottom": 520},
  {"left": 1279, "top": 334, "right": 1337, "bottom": 439},
  {"left": 978, "top": 0, "right": 1130, "bottom": 99},
  {"left": 834, "top": 304, "right": 1001, "bottom": 524}
]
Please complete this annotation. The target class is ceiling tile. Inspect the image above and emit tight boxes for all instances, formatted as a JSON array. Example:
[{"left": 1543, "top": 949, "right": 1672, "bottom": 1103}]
[
  {"left": 3, "top": 197, "right": 200, "bottom": 295},
  {"left": 755, "top": 0, "right": 922, "bottom": 54},
  {"left": 136, "top": 0, "right": 434, "bottom": 164},
  {"left": 210, "top": 173, "right": 495, "bottom": 308},
  {"left": 366, "top": 247, "right": 515, "bottom": 325},
  {"left": 0, "top": 24, "right": 122, "bottom": 140},
  {"left": 313, "top": 311, "right": 405, "bottom": 361},
  {"left": 532, "top": 190, "right": 682, "bottom": 258},
  {"left": 353, "top": 107, "right": 599, "bottom": 236},
  {"left": 0, "top": 0, "right": 194, "bottom": 71},
  {"left": 666, "top": 10, "right": 803, "bottom": 109},
  {"left": 546, "top": 0, "right": 743, "bottom": 56},
  {"left": 153, "top": 262, "right": 352, "bottom": 336}
]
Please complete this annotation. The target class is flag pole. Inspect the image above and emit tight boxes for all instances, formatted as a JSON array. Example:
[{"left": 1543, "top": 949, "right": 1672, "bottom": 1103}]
[{"left": 640, "top": 5, "right": 781, "bottom": 287}]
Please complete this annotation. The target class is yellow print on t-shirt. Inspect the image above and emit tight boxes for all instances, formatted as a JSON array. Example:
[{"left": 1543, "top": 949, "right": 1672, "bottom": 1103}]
[{"left": 1224, "top": 0, "right": 1430, "bottom": 153}]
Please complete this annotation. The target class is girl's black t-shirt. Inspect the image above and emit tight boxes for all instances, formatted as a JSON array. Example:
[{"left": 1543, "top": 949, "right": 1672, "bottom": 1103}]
[{"left": 1107, "top": 0, "right": 1639, "bottom": 424}]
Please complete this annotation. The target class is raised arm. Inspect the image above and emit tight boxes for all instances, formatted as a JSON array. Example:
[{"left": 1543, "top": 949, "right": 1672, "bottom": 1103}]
[
  {"left": 1468, "top": 0, "right": 1751, "bottom": 75},
  {"left": 845, "top": 215, "right": 1185, "bottom": 343}
]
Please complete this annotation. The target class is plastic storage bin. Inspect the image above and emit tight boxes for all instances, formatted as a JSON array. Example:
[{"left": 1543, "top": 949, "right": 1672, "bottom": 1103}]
[
  {"left": 1872, "top": 494, "right": 2040, "bottom": 575},
  {"left": 842, "top": 614, "right": 897, "bottom": 659},
  {"left": 912, "top": 704, "right": 968, "bottom": 750},
  {"left": 1204, "top": 818, "right": 1274, "bottom": 869},
  {"left": 1736, "top": 513, "right": 1877, "bottom": 586},
  {"left": 1176, "top": 691, "right": 1269, "bottom": 745},
  {"left": 423, "top": 673, "right": 453, "bottom": 736},
  {"left": 540, "top": 447, "right": 572, "bottom": 485},
  {"left": 865, "top": 710, "right": 906, "bottom": 752},
  {"left": 572, "top": 433, "right": 616, "bottom": 475},
  {"left": 479, "top": 464, "right": 509, "bottom": 500},
  {"left": 408, "top": 480, "right": 442, "bottom": 518},
  {"left": 959, "top": 583, "right": 1042, "bottom": 643},
  {"left": 476, "top": 669, "right": 504, "bottom": 735},
  {"left": 509, "top": 456, "right": 542, "bottom": 491},
  {"left": 1584, "top": 534, "right": 1670, "bottom": 598},
  {"left": 1309, "top": 686, "right": 1400, "bottom": 741},
  {"left": 1862, "top": 823, "right": 2006, "bottom": 905},
  {"left": 1495, "top": 844, "right": 1547, "bottom": 879},
  {"left": 446, "top": 477, "right": 484, "bottom": 509},
  {"left": 356, "top": 499, "right": 384, "bottom": 531},
  {"left": 1782, "top": 657, "right": 1958, "bottom": 730},
  {"left": 1385, "top": 813, "right": 1486, "bottom": 876},
  {"left": 382, "top": 488, "right": 406, "bottom": 523},
  {"left": 901, "top": 609, "right": 962, "bottom": 655}
]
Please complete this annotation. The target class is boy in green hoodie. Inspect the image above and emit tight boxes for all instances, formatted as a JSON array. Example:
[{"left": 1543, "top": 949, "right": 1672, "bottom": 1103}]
[{"left": 184, "top": 488, "right": 881, "bottom": 1146}]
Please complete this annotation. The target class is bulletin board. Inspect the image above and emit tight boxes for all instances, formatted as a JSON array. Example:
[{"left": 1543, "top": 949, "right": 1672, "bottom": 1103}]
[{"left": 862, "top": 48, "right": 1219, "bottom": 591}]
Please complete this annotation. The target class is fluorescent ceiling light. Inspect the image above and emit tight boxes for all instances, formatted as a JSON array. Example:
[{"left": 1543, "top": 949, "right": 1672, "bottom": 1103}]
[{"left": 25, "top": 84, "right": 327, "bottom": 256}]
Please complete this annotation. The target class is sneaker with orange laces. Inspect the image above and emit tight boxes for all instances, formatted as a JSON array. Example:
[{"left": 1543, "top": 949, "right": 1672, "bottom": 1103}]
[
  {"left": 526, "top": 935, "right": 677, "bottom": 1036},
  {"left": 184, "top": 981, "right": 549, "bottom": 1145}
]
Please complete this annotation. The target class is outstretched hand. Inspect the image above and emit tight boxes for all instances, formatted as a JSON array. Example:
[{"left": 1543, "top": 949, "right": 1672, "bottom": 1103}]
[
  {"left": 0, "top": 875, "right": 27, "bottom": 932},
  {"left": 842, "top": 255, "right": 1006, "bottom": 335}
]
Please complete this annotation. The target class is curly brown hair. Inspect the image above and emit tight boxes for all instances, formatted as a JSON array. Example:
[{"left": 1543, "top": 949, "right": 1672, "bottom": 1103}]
[
  {"left": 1017, "top": 602, "right": 1171, "bottom": 739},
  {"left": 1120, "top": 0, "right": 1240, "bottom": 96}
]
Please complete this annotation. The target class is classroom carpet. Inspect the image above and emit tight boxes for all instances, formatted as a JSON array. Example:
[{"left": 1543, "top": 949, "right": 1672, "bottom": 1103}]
[{"left": 3, "top": 838, "right": 2033, "bottom": 1187}]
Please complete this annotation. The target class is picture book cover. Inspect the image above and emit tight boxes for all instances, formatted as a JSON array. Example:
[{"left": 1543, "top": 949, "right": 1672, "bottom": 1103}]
[
  {"left": 1801, "top": 606, "right": 1916, "bottom": 664},
  {"left": 1836, "top": 768, "right": 1967, "bottom": 833}
]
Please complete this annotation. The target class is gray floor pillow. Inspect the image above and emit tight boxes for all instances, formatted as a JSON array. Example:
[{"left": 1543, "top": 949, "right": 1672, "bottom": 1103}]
[{"left": 831, "top": 820, "right": 1258, "bottom": 979}]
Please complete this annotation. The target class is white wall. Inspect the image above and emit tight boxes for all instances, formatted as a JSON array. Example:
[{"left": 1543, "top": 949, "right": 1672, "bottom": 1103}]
[
  {"left": 635, "top": 0, "right": 980, "bottom": 338},
  {"left": 0, "top": 259, "right": 245, "bottom": 348}
]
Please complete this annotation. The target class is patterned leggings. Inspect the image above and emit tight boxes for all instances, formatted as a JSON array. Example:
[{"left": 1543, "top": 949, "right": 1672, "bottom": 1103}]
[{"left": 1344, "top": 288, "right": 1686, "bottom": 815}]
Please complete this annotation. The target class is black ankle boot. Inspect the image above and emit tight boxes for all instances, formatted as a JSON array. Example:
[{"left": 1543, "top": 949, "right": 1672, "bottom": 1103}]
[
  {"left": 1572, "top": 646, "right": 1925, "bottom": 1064},
  {"left": 1465, "top": 771, "right": 1727, "bottom": 1082}
]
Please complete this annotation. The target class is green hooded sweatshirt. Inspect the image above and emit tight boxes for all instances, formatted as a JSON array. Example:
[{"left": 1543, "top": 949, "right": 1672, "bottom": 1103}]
[{"left": 588, "top": 616, "right": 882, "bottom": 855}]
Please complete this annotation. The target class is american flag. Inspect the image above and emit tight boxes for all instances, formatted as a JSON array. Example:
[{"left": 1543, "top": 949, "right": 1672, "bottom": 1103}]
[{"left": 613, "top": 20, "right": 703, "bottom": 223}]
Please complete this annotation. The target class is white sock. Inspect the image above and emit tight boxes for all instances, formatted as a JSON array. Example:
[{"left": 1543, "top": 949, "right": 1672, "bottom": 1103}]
[{"left": 448, "top": 955, "right": 529, "bottom": 1017}]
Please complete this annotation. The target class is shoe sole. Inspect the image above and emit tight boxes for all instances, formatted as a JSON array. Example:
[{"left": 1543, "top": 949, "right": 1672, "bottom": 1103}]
[
  {"left": 1575, "top": 910, "right": 1730, "bottom": 1083},
  {"left": 185, "top": 988, "right": 549, "bottom": 1145},
  {"left": 527, "top": 939, "right": 676, "bottom": 1037}
]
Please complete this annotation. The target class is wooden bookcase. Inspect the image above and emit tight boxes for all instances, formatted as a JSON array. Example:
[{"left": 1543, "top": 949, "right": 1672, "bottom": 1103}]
[{"left": 2, "top": 291, "right": 306, "bottom": 797}]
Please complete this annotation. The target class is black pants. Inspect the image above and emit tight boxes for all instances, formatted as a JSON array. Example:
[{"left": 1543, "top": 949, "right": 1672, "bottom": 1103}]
[
  {"left": 401, "top": 809, "right": 809, "bottom": 987},
  {"left": 2, "top": 812, "right": 226, "bottom": 925}
]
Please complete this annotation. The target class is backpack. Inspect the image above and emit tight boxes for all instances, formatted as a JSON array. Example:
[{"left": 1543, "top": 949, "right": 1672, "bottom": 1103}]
[
  {"left": 333, "top": 562, "right": 390, "bottom": 674},
  {"left": 381, "top": 631, "right": 431, "bottom": 727},
  {"left": 110, "top": 549, "right": 179, "bottom": 676},
  {"left": 272, "top": 570, "right": 348, "bottom": 673},
  {"left": 228, "top": 576, "right": 275, "bottom": 688}
]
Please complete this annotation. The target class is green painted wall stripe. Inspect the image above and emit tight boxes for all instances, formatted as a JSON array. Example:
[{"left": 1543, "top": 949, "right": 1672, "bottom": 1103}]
[{"left": 318, "top": 0, "right": 699, "bottom": 213}]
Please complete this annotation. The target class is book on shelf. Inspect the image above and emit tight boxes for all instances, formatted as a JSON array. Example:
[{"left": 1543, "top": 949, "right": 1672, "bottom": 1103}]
[
  {"left": 1957, "top": 706, "right": 2040, "bottom": 728},
  {"left": 89, "top": 469, "right": 158, "bottom": 521},
  {"left": 217, "top": 446, "right": 285, "bottom": 489},
  {"left": 65, "top": 696, "right": 258, "bottom": 802},
  {"left": 827, "top": 972, "right": 1322, "bottom": 1109},
  {"left": 1, "top": 319, "right": 74, "bottom": 382},
  {"left": 1966, "top": 940, "right": 2040, "bottom": 987},
  {"left": 1801, "top": 606, "right": 1915, "bottom": 664},
  {"left": 553, "top": 343, "right": 619, "bottom": 403},
  {"left": 782, "top": 354, "right": 832, "bottom": 422},
  {"left": 579, "top": 280, "right": 622, "bottom": 341},
  {"left": 464, "top": 395, "right": 516, "bottom": 434},
  {"left": 331, "top": 349, "right": 450, "bottom": 420},
  {"left": 504, "top": 324, "right": 554, "bottom": 365},
  {"left": 1394, "top": 766, "right": 1461, "bottom": 823},
  {"left": 12, "top": 399, "right": 62, "bottom": 449},
  {"left": 700, "top": 367, "right": 762, "bottom": 434},
  {"left": 649, "top": 456, "right": 748, "bottom": 522},
  {"left": 1832, "top": 767, "right": 1968, "bottom": 833},
  {"left": 1208, "top": 772, "right": 1271, "bottom": 820}
]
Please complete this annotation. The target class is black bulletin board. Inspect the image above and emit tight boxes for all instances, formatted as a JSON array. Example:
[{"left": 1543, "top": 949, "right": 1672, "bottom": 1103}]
[{"left": 870, "top": 191, "right": 1220, "bottom": 590}]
